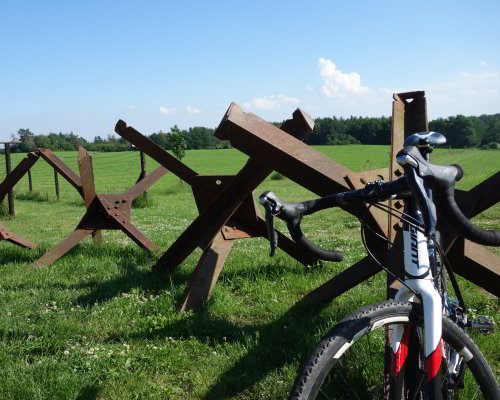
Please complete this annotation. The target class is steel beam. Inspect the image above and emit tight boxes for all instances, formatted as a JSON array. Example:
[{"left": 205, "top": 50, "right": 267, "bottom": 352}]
[
  {"left": 31, "top": 229, "right": 94, "bottom": 268},
  {"left": 127, "top": 166, "right": 168, "bottom": 200},
  {"left": 115, "top": 120, "right": 198, "bottom": 185},
  {"left": 445, "top": 238, "right": 500, "bottom": 297},
  {"left": 0, "top": 152, "right": 39, "bottom": 202},
  {"left": 32, "top": 148, "right": 164, "bottom": 268},
  {"left": 0, "top": 224, "right": 37, "bottom": 249},
  {"left": 178, "top": 231, "right": 234, "bottom": 311},
  {"left": 0, "top": 152, "right": 39, "bottom": 249},
  {"left": 38, "top": 149, "right": 83, "bottom": 197}
]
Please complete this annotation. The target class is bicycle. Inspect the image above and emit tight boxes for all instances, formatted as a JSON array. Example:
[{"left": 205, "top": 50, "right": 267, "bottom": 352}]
[{"left": 259, "top": 131, "right": 500, "bottom": 399}]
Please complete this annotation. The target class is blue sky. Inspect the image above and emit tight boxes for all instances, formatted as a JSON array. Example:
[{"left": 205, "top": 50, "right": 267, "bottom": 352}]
[{"left": 1, "top": 1, "right": 499, "bottom": 142}]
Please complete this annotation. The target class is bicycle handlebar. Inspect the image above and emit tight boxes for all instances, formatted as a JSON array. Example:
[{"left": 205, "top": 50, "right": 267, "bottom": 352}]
[
  {"left": 260, "top": 145, "right": 499, "bottom": 262},
  {"left": 259, "top": 178, "right": 409, "bottom": 262},
  {"left": 397, "top": 145, "right": 500, "bottom": 246},
  {"left": 259, "top": 191, "right": 344, "bottom": 262}
]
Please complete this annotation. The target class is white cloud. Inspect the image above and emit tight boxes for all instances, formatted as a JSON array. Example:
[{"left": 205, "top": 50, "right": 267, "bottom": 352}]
[
  {"left": 420, "top": 70, "right": 500, "bottom": 118},
  {"left": 310, "top": 58, "right": 499, "bottom": 119},
  {"left": 277, "top": 94, "right": 300, "bottom": 104},
  {"left": 479, "top": 60, "right": 487, "bottom": 67},
  {"left": 253, "top": 97, "right": 280, "bottom": 110},
  {"left": 186, "top": 105, "right": 203, "bottom": 114},
  {"left": 159, "top": 106, "right": 178, "bottom": 115},
  {"left": 318, "top": 58, "right": 369, "bottom": 97},
  {"left": 244, "top": 94, "right": 300, "bottom": 110}
]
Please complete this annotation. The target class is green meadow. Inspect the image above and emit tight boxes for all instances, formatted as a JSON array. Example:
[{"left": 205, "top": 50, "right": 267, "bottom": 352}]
[{"left": 0, "top": 145, "right": 498, "bottom": 399}]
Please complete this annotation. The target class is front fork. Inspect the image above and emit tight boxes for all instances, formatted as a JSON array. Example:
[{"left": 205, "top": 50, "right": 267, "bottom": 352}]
[{"left": 390, "top": 226, "right": 444, "bottom": 399}]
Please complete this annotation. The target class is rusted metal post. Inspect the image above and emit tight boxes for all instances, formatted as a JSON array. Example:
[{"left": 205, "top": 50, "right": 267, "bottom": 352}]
[
  {"left": 140, "top": 151, "right": 147, "bottom": 201},
  {"left": 28, "top": 169, "right": 33, "bottom": 192},
  {"left": 0, "top": 150, "right": 39, "bottom": 249},
  {"left": 114, "top": 115, "right": 319, "bottom": 311},
  {"left": 384, "top": 91, "right": 429, "bottom": 396},
  {"left": 78, "top": 148, "right": 101, "bottom": 244},
  {"left": 5, "top": 143, "right": 15, "bottom": 216},
  {"left": 0, "top": 152, "right": 39, "bottom": 204},
  {"left": 31, "top": 147, "right": 167, "bottom": 268},
  {"left": 387, "top": 91, "right": 429, "bottom": 298},
  {"left": 54, "top": 169, "right": 60, "bottom": 200}
]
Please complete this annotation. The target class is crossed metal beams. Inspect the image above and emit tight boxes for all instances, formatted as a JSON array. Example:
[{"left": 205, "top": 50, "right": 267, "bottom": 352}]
[
  {"left": 114, "top": 111, "right": 319, "bottom": 310},
  {"left": 215, "top": 103, "right": 391, "bottom": 306},
  {"left": 213, "top": 95, "right": 500, "bottom": 304},
  {"left": 31, "top": 147, "right": 167, "bottom": 267},
  {"left": 0, "top": 152, "right": 39, "bottom": 249},
  {"left": 115, "top": 105, "right": 394, "bottom": 310}
]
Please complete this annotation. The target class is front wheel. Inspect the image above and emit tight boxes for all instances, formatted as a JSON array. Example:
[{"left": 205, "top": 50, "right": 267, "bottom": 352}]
[{"left": 289, "top": 301, "right": 499, "bottom": 400}]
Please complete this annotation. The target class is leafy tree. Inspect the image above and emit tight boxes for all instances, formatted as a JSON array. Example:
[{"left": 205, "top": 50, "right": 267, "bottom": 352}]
[
  {"left": 149, "top": 130, "right": 169, "bottom": 149},
  {"left": 107, "top": 134, "right": 117, "bottom": 144},
  {"left": 17, "top": 128, "right": 36, "bottom": 152},
  {"left": 34, "top": 135, "right": 51, "bottom": 149},
  {"left": 169, "top": 125, "right": 186, "bottom": 161},
  {"left": 483, "top": 120, "right": 500, "bottom": 144},
  {"left": 184, "top": 127, "right": 219, "bottom": 149},
  {"left": 446, "top": 115, "right": 480, "bottom": 148}
]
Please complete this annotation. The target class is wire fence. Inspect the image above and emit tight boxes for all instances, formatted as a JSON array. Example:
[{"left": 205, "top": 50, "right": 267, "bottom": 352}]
[{"left": 1, "top": 150, "right": 163, "bottom": 206}]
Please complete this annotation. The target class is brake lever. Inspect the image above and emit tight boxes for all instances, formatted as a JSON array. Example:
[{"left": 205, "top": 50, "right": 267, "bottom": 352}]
[
  {"left": 259, "top": 192, "right": 282, "bottom": 257},
  {"left": 263, "top": 202, "right": 278, "bottom": 257}
]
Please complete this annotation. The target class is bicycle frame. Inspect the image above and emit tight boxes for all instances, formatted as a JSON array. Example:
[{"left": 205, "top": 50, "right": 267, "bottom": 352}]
[{"left": 391, "top": 197, "right": 444, "bottom": 399}]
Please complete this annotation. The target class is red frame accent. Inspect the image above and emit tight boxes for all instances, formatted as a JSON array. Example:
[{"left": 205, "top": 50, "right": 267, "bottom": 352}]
[
  {"left": 392, "top": 326, "right": 410, "bottom": 376},
  {"left": 426, "top": 339, "right": 443, "bottom": 382}
]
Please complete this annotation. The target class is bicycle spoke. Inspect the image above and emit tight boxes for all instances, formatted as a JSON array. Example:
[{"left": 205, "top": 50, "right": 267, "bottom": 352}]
[
  {"left": 333, "top": 361, "right": 363, "bottom": 400},
  {"left": 411, "top": 373, "right": 425, "bottom": 400},
  {"left": 318, "top": 387, "right": 334, "bottom": 400}
]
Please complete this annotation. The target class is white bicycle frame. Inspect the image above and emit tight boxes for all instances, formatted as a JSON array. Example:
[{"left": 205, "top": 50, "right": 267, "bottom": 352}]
[
  {"left": 392, "top": 224, "right": 442, "bottom": 359},
  {"left": 390, "top": 207, "right": 444, "bottom": 396}
]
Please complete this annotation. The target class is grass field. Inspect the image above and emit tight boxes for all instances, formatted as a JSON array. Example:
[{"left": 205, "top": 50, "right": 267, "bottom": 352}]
[{"left": 0, "top": 145, "right": 498, "bottom": 399}]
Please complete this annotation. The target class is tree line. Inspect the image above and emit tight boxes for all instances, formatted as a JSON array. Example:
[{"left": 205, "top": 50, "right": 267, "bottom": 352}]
[
  {"left": 305, "top": 114, "right": 500, "bottom": 148},
  {"left": 6, "top": 113, "right": 500, "bottom": 154}
]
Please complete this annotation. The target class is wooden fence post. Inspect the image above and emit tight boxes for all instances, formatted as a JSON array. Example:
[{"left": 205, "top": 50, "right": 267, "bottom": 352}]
[
  {"left": 5, "top": 144, "right": 15, "bottom": 216},
  {"left": 54, "top": 169, "right": 60, "bottom": 200},
  {"left": 28, "top": 169, "right": 33, "bottom": 192},
  {"left": 140, "top": 150, "right": 147, "bottom": 201}
]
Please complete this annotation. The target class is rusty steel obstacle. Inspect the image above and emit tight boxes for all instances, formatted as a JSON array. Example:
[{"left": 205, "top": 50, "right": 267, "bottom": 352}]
[
  {"left": 115, "top": 113, "right": 321, "bottom": 311},
  {"left": 0, "top": 151, "right": 39, "bottom": 248},
  {"left": 1, "top": 90, "right": 497, "bottom": 308},
  {"left": 30, "top": 147, "right": 167, "bottom": 267},
  {"left": 214, "top": 102, "right": 391, "bottom": 307},
  {"left": 217, "top": 92, "right": 500, "bottom": 304},
  {"left": 115, "top": 91, "right": 499, "bottom": 311},
  {"left": 115, "top": 109, "right": 391, "bottom": 311},
  {"left": 0, "top": 146, "right": 167, "bottom": 262}
]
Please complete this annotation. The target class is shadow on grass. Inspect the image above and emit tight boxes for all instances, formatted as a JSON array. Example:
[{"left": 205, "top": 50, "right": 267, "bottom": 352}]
[
  {"left": 128, "top": 293, "right": 338, "bottom": 400},
  {"left": 75, "top": 384, "right": 100, "bottom": 400},
  {"left": 0, "top": 244, "right": 47, "bottom": 264},
  {"left": 74, "top": 247, "right": 195, "bottom": 306},
  {"left": 76, "top": 255, "right": 315, "bottom": 308}
]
